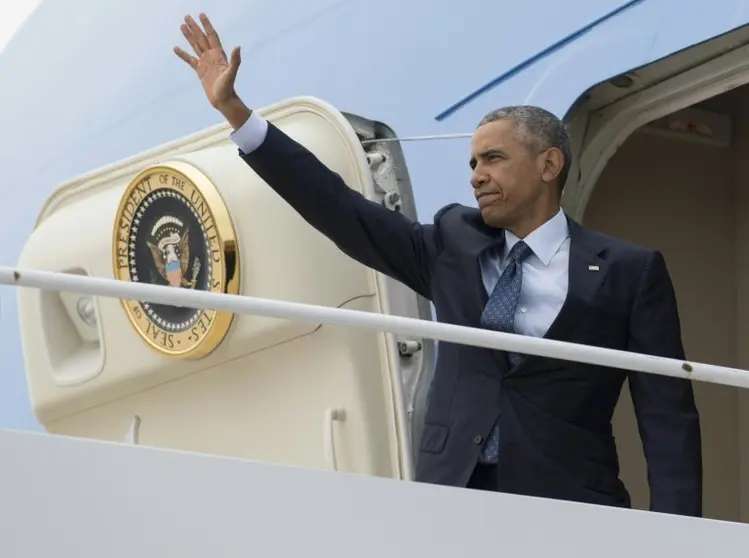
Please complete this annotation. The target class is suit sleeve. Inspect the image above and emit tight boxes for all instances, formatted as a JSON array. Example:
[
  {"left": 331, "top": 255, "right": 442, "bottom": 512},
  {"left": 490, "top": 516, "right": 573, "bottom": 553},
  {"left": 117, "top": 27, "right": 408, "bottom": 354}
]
[
  {"left": 626, "top": 250, "right": 702, "bottom": 517},
  {"left": 238, "top": 122, "right": 444, "bottom": 299}
]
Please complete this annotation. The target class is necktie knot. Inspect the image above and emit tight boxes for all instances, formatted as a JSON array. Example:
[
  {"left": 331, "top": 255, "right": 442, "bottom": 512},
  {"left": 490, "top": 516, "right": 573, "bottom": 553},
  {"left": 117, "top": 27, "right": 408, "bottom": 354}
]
[{"left": 507, "top": 240, "right": 532, "bottom": 264}]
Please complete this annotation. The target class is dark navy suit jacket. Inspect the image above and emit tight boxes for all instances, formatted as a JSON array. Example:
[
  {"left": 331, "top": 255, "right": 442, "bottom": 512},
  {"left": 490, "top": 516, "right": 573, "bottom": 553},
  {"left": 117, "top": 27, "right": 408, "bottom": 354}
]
[{"left": 239, "top": 121, "right": 703, "bottom": 516}]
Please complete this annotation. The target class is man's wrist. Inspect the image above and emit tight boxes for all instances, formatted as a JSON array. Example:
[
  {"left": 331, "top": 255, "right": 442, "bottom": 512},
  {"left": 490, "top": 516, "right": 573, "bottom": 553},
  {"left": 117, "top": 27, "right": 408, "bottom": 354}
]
[{"left": 216, "top": 95, "right": 252, "bottom": 131}]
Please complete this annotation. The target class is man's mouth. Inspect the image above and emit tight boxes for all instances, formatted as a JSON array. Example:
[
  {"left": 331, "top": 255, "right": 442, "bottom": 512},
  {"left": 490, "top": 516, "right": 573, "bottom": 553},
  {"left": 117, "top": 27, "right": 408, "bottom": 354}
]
[{"left": 477, "top": 192, "right": 501, "bottom": 207}]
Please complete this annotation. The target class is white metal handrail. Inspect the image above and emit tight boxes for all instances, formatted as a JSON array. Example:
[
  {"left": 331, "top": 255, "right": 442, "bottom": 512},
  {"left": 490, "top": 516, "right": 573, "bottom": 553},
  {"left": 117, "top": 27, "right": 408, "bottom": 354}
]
[{"left": 2, "top": 266, "right": 749, "bottom": 389}]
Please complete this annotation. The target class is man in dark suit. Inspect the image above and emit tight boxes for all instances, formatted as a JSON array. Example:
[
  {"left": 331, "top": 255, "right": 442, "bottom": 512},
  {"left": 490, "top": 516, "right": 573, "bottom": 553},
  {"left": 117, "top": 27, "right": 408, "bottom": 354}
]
[{"left": 175, "top": 13, "right": 702, "bottom": 516}]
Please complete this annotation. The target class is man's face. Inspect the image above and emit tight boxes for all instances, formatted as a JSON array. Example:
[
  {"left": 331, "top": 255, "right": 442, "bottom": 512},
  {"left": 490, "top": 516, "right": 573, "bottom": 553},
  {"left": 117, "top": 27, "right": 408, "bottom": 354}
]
[{"left": 469, "top": 119, "right": 550, "bottom": 229}]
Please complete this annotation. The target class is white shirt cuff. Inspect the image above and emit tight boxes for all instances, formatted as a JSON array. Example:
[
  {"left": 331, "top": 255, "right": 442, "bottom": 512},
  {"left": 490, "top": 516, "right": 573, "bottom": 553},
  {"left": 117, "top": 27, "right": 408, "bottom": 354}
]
[{"left": 229, "top": 111, "right": 269, "bottom": 154}]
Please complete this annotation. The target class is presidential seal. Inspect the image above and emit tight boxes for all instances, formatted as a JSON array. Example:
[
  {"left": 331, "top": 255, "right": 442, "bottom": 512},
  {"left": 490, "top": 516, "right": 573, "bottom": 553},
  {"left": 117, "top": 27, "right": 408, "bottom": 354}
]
[{"left": 112, "top": 162, "right": 240, "bottom": 359}]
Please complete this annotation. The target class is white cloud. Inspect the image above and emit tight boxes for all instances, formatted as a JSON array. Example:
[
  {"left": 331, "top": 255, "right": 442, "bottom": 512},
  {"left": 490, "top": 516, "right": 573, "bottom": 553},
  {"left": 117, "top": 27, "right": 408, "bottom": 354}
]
[{"left": 0, "top": 0, "right": 41, "bottom": 54}]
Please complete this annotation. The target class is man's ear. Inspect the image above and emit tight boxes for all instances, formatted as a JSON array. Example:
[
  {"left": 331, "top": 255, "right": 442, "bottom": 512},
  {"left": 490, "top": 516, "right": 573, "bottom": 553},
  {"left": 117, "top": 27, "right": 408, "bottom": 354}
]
[{"left": 539, "top": 147, "right": 564, "bottom": 185}]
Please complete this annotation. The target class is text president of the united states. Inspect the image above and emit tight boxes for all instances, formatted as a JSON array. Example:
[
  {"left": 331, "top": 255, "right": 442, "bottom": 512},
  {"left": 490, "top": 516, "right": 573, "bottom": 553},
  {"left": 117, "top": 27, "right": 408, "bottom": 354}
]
[{"left": 174, "top": 13, "right": 702, "bottom": 516}]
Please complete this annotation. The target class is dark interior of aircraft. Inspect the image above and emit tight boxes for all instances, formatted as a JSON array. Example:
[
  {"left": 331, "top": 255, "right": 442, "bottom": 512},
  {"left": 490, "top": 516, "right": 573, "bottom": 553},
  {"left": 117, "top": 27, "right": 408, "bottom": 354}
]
[{"left": 585, "top": 83, "right": 749, "bottom": 522}]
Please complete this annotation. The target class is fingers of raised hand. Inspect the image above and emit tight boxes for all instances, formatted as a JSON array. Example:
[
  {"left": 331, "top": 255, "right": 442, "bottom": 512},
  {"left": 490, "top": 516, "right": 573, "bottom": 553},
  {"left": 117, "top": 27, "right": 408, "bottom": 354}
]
[
  {"left": 184, "top": 15, "right": 209, "bottom": 54},
  {"left": 173, "top": 46, "right": 198, "bottom": 69},
  {"left": 199, "top": 13, "right": 223, "bottom": 50},
  {"left": 180, "top": 22, "right": 203, "bottom": 56}
]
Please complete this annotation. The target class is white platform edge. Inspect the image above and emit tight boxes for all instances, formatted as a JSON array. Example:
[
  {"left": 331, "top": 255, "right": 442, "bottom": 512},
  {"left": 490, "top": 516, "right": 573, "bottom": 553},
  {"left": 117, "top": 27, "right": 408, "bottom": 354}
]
[{"left": 0, "top": 428, "right": 746, "bottom": 557}]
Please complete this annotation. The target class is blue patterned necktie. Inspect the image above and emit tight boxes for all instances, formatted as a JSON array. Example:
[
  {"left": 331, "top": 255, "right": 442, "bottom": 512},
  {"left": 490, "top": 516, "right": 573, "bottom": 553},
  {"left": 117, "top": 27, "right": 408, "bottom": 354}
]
[{"left": 477, "top": 240, "right": 533, "bottom": 464}]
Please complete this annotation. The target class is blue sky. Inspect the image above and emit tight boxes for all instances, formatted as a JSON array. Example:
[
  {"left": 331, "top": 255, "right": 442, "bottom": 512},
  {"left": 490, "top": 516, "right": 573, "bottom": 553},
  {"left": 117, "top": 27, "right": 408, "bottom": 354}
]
[
  {"left": 1, "top": 0, "right": 716, "bottom": 434},
  {"left": 0, "top": 0, "right": 41, "bottom": 431}
]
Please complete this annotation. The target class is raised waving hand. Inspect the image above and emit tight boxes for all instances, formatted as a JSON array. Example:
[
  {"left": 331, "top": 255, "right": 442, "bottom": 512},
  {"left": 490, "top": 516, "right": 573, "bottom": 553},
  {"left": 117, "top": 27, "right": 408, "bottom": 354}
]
[{"left": 174, "top": 13, "right": 241, "bottom": 110}]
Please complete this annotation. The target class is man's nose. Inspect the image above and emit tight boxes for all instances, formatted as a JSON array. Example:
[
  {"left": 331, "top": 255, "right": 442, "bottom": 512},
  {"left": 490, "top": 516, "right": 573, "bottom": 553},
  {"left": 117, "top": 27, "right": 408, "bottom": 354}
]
[{"left": 471, "top": 170, "right": 489, "bottom": 189}]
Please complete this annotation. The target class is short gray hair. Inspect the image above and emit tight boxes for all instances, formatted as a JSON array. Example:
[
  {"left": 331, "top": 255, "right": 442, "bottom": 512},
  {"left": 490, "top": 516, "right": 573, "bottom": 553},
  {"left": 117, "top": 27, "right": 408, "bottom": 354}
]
[{"left": 477, "top": 105, "right": 572, "bottom": 189}]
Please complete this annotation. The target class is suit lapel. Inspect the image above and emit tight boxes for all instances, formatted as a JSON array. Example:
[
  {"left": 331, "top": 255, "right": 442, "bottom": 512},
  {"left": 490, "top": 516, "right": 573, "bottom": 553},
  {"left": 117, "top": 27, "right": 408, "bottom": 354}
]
[
  {"left": 509, "top": 216, "right": 609, "bottom": 375},
  {"left": 458, "top": 210, "right": 505, "bottom": 312},
  {"left": 458, "top": 211, "right": 609, "bottom": 376},
  {"left": 457, "top": 210, "right": 509, "bottom": 376}
]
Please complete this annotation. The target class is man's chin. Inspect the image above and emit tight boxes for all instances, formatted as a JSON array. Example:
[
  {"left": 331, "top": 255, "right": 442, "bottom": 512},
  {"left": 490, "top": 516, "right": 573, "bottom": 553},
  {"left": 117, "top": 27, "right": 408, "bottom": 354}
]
[{"left": 479, "top": 206, "right": 506, "bottom": 229}]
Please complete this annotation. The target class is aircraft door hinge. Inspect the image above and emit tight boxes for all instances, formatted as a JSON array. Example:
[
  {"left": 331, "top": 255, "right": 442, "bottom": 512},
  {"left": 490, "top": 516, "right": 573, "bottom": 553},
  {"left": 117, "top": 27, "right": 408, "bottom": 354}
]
[
  {"left": 398, "top": 339, "right": 422, "bottom": 357},
  {"left": 366, "top": 150, "right": 402, "bottom": 212}
]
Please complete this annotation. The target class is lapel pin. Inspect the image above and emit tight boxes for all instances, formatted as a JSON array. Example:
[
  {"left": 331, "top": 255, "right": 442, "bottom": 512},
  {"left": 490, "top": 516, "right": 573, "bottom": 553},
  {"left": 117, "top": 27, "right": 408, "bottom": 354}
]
[{"left": 588, "top": 265, "right": 599, "bottom": 271}]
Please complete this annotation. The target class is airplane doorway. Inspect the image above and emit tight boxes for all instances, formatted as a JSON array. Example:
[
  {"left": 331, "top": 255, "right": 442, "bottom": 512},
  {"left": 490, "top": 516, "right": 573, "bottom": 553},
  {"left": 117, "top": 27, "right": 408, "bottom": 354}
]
[{"left": 581, "top": 83, "right": 749, "bottom": 523}]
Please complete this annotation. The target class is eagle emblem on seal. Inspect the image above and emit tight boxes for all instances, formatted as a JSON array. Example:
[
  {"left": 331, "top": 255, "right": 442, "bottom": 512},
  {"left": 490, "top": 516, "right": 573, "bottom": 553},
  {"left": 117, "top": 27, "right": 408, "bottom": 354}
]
[{"left": 146, "top": 216, "right": 201, "bottom": 289}]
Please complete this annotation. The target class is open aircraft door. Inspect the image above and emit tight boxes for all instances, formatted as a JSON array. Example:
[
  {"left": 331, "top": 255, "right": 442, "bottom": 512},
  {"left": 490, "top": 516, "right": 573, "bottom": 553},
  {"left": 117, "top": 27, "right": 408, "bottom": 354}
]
[
  {"left": 17, "top": 97, "right": 435, "bottom": 481},
  {"left": 550, "top": 26, "right": 749, "bottom": 521},
  {"left": 560, "top": 26, "right": 749, "bottom": 220}
]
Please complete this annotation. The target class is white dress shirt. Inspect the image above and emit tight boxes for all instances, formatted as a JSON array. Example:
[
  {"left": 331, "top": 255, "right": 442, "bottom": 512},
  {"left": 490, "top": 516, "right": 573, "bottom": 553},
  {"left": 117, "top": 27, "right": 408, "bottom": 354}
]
[
  {"left": 230, "top": 110, "right": 270, "bottom": 154},
  {"left": 479, "top": 209, "right": 570, "bottom": 338},
  {"left": 229, "top": 112, "right": 571, "bottom": 337}
]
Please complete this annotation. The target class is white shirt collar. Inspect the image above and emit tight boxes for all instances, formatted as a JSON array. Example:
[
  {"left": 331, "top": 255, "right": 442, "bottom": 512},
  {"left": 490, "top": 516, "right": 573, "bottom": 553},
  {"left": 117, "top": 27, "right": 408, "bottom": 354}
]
[{"left": 503, "top": 209, "right": 569, "bottom": 266}]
